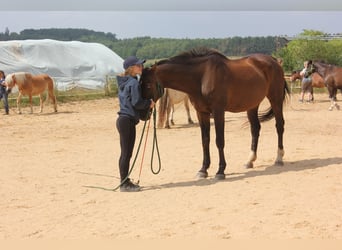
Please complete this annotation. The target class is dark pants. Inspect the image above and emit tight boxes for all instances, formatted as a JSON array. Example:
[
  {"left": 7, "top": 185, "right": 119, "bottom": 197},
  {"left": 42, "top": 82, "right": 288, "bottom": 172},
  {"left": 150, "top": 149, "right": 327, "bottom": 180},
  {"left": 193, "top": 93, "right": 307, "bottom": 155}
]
[
  {"left": 116, "top": 115, "right": 136, "bottom": 182},
  {"left": 0, "top": 87, "right": 9, "bottom": 114}
]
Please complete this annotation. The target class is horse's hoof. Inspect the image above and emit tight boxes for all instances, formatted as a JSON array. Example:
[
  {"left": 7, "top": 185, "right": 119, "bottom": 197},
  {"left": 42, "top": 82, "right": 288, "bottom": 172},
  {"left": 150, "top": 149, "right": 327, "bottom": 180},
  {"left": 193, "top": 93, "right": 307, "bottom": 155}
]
[
  {"left": 196, "top": 171, "right": 208, "bottom": 179},
  {"left": 244, "top": 162, "right": 253, "bottom": 169},
  {"left": 274, "top": 160, "right": 284, "bottom": 166},
  {"left": 214, "top": 174, "right": 225, "bottom": 180}
]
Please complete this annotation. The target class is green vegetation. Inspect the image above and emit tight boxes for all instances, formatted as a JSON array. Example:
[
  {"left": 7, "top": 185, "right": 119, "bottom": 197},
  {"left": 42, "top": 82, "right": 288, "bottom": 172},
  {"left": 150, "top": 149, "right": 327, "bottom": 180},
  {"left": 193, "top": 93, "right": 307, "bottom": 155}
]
[
  {"left": 274, "top": 30, "right": 342, "bottom": 71},
  {"left": 0, "top": 28, "right": 287, "bottom": 59}
]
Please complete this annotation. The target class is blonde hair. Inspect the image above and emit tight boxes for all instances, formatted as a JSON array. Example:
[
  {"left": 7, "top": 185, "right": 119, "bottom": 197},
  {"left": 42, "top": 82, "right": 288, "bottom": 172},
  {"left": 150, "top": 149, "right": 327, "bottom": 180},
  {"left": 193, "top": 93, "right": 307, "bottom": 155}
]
[{"left": 118, "top": 66, "right": 135, "bottom": 77}]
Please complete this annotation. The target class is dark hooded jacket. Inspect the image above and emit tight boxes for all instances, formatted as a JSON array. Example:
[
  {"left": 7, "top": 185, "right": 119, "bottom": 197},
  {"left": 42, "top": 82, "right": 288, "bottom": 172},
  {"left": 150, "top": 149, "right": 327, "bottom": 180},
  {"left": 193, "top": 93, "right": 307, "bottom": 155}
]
[{"left": 116, "top": 75, "right": 151, "bottom": 124}]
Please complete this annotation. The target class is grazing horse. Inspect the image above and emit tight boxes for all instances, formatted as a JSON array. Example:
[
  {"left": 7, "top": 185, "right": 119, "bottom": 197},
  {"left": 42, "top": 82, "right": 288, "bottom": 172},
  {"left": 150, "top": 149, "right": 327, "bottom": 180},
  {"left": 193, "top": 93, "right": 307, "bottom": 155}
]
[
  {"left": 5, "top": 72, "right": 57, "bottom": 114},
  {"left": 158, "top": 88, "right": 194, "bottom": 128},
  {"left": 313, "top": 61, "right": 342, "bottom": 111},
  {"left": 140, "top": 48, "right": 289, "bottom": 179}
]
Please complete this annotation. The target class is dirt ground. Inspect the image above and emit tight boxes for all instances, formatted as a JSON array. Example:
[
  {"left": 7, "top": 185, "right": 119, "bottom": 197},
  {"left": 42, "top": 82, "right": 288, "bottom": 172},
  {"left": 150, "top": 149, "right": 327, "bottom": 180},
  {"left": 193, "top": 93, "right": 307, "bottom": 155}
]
[{"left": 0, "top": 93, "right": 341, "bottom": 239}]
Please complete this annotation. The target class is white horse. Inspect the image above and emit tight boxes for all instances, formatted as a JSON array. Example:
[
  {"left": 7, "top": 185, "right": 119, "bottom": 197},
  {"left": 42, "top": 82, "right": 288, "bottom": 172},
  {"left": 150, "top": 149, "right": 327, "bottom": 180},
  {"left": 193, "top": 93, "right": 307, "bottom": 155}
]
[{"left": 157, "top": 88, "right": 194, "bottom": 128}]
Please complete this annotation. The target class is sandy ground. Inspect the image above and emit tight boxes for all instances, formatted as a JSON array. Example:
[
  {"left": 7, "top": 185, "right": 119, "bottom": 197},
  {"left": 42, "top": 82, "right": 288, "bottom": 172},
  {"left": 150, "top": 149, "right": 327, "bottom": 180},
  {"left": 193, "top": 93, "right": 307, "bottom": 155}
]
[{"left": 0, "top": 93, "right": 341, "bottom": 239}]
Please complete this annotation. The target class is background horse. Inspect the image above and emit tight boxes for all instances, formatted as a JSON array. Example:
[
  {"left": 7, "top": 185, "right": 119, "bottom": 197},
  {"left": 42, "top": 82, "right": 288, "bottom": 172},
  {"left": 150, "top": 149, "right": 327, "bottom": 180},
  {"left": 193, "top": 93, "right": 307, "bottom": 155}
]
[
  {"left": 5, "top": 72, "right": 57, "bottom": 114},
  {"left": 141, "top": 48, "right": 289, "bottom": 180},
  {"left": 289, "top": 70, "right": 325, "bottom": 88},
  {"left": 289, "top": 71, "right": 325, "bottom": 101},
  {"left": 313, "top": 61, "right": 342, "bottom": 110},
  {"left": 158, "top": 88, "right": 194, "bottom": 128}
]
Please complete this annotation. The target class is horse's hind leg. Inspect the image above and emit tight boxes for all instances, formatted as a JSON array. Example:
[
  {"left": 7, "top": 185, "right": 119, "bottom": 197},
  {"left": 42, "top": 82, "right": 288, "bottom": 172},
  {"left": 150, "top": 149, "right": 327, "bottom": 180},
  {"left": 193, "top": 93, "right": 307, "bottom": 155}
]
[
  {"left": 272, "top": 106, "right": 285, "bottom": 166},
  {"left": 245, "top": 108, "right": 260, "bottom": 168},
  {"left": 48, "top": 91, "right": 58, "bottom": 112}
]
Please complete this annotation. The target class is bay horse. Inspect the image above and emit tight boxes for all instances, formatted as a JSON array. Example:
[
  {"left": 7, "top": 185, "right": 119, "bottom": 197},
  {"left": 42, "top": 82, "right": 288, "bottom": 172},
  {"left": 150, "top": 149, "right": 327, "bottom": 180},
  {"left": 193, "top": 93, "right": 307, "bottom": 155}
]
[
  {"left": 158, "top": 88, "right": 194, "bottom": 128},
  {"left": 313, "top": 61, "right": 342, "bottom": 111},
  {"left": 140, "top": 48, "right": 289, "bottom": 180},
  {"left": 5, "top": 72, "right": 57, "bottom": 114}
]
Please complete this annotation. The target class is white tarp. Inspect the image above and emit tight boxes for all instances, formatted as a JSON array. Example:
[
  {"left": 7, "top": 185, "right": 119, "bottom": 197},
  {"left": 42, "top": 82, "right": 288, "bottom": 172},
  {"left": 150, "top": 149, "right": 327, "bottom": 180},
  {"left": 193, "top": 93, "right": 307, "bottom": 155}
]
[{"left": 0, "top": 39, "right": 124, "bottom": 90}]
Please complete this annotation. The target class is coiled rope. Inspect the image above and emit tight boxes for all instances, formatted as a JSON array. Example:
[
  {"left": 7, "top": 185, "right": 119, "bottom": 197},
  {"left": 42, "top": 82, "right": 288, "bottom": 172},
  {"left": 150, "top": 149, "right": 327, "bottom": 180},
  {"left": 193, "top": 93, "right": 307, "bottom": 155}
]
[{"left": 84, "top": 107, "right": 161, "bottom": 191}]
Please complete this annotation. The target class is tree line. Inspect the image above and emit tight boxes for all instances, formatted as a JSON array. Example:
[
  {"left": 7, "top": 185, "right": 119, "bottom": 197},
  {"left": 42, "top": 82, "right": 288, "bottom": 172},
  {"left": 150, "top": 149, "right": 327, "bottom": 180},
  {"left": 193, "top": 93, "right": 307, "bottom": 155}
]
[
  {"left": 0, "top": 28, "right": 287, "bottom": 58},
  {"left": 1, "top": 28, "right": 341, "bottom": 72}
]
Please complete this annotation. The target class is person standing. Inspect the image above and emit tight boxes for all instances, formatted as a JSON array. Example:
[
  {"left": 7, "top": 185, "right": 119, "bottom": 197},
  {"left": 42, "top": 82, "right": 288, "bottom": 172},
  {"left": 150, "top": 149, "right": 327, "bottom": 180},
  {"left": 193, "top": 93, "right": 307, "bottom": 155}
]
[
  {"left": 0, "top": 70, "right": 9, "bottom": 115},
  {"left": 116, "top": 56, "right": 155, "bottom": 192},
  {"left": 299, "top": 60, "right": 314, "bottom": 103}
]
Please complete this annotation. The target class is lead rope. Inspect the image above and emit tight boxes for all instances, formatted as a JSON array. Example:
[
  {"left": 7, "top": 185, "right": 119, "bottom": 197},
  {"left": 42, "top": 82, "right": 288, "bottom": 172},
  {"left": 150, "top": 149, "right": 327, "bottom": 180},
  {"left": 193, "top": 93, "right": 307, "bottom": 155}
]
[
  {"left": 84, "top": 107, "right": 161, "bottom": 192},
  {"left": 150, "top": 108, "right": 162, "bottom": 174}
]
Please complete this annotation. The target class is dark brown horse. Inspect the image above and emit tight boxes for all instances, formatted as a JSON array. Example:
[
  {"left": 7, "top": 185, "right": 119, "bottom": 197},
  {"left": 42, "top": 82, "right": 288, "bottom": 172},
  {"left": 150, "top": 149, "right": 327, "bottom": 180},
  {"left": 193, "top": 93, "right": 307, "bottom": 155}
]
[
  {"left": 140, "top": 48, "right": 289, "bottom": 180},
  {"left": 313, "top": 61, "right": 342, "bottom": 110}
]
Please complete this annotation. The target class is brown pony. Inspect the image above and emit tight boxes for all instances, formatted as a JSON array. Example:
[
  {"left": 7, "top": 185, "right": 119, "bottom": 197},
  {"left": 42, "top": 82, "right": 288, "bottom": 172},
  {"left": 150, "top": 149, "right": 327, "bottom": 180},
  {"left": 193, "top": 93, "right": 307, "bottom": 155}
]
[
  {"left": 141, "top": 48, "right": 289, "bottom": 180},
  {"left": 5, "top": 72, "right": 57, "bottom": 114},
  {"left": 289, "top": 71, "right": 325, "bottom": 88},
  {"left": 313, "top": 61, "right": 342, "bottom": 111},
  {"left": 158, "top": 88, "right": 194, "bottom": 128}
]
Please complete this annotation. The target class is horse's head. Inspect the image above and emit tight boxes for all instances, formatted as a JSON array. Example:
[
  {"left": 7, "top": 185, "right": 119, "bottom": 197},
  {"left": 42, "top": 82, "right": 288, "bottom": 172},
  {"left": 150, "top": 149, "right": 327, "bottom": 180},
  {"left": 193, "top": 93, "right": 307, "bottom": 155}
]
[
  {"left": 289, "top": 70, "right": 301, "bottom": 82},
  {"left": 5, "top": 73, "right": 16, "bottom": 91},
  {"left": 140, "top": 65, "right": 164, "bottom": 102}
]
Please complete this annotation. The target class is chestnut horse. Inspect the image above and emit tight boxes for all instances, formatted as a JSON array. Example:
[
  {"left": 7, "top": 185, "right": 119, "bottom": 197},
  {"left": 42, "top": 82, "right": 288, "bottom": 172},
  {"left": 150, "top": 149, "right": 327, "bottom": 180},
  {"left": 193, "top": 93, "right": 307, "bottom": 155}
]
[
  {"left": 158, "top": 88, "right": 194, "bottom": 128},
  {"left": 289, "top": 71, "right": 325, "bottom": 88},
  {"left": 313, "top": 61, "right": 342, "bottom": 110},
  {"left": 5, "top": 72, "right": 57, "bottom": 114},
  {"left": 289, "top": 70, "right": 325, "bottom": 101},
  {"left": 140, "top": 48, "right": 289, "bottom": 179}
]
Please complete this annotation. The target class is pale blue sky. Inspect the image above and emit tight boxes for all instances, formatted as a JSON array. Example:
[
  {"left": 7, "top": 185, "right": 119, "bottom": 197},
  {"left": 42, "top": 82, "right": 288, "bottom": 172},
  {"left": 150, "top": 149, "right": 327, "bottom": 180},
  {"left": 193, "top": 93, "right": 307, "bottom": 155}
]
[{"left": 1, "top": 1, "right": 341, "bottom": 39}]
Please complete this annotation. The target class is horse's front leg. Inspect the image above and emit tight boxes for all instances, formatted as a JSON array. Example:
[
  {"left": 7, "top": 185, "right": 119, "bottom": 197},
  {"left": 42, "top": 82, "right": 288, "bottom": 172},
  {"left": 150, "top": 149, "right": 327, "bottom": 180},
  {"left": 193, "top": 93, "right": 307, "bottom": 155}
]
[
  {"left": 245, "top": 108, "right": 260, "bottom": 168},
  {"left": 16, "top": 93, "right": 22, "bottom": 114},
  {"left": 213, "top": 111, "right": 226, "bottom": 180},
  {"left": 29, "top": 95, "right": 33, "bottom": 113},
  {"left": 196, "top": 111, "right": 211, "bottom": 179},
  {"left": 39, "top": 94, "right": 43, "bottom": 113}
]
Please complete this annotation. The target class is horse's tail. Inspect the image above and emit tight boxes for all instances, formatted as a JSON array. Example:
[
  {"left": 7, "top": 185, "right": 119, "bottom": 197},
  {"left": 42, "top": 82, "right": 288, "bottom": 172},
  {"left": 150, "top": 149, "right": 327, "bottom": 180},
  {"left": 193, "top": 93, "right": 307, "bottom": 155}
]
[
  {"left": 258, "top": 79, "right": 290, "bottom": 123},
  {"left": 157, "top": 88, "right": 168, "bottom": 128}
]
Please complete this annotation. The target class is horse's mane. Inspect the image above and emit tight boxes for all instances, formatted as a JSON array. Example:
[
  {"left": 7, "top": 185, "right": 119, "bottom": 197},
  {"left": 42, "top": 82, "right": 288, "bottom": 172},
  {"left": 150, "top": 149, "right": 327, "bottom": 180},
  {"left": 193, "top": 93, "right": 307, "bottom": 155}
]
[{"left": 157, "top": 47, "right": 227, "bottom": 65}]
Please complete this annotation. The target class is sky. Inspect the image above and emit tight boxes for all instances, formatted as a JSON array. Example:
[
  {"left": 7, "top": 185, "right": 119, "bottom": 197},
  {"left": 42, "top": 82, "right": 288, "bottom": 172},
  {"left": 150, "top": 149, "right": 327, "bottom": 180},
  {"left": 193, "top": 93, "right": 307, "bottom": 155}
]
[{"left": 1, "top": 1, "right": 342, "bottom": 39}]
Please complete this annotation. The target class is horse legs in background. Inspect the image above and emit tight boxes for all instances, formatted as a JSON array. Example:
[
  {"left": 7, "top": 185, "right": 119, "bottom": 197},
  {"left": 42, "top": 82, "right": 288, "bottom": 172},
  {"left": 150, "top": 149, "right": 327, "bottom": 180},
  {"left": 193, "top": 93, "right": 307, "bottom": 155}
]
[
  {"left": 164, "top": 101, "right": 173, "bottom": 129},
  {"left": 328, "top": 89, "right": 340, "bottom": 111},
  {"left": 184, "top": 96, "right": 194, "bottom": 125},
  {"left": 48, "top": 87, "right": 58, "bottom": 113},
  {"left": 329, "top": 98, "right": 340, "bottom": 111},
  {"left": 46, "top": 91, "right": 58, "bottom": 113}
]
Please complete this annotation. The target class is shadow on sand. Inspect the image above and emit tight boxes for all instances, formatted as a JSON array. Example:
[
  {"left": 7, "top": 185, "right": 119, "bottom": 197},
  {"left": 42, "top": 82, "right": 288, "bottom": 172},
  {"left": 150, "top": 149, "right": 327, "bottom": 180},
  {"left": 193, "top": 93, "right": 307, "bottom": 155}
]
[{"left": 142, "top": 156, "right": 342, "bottom": 191}]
